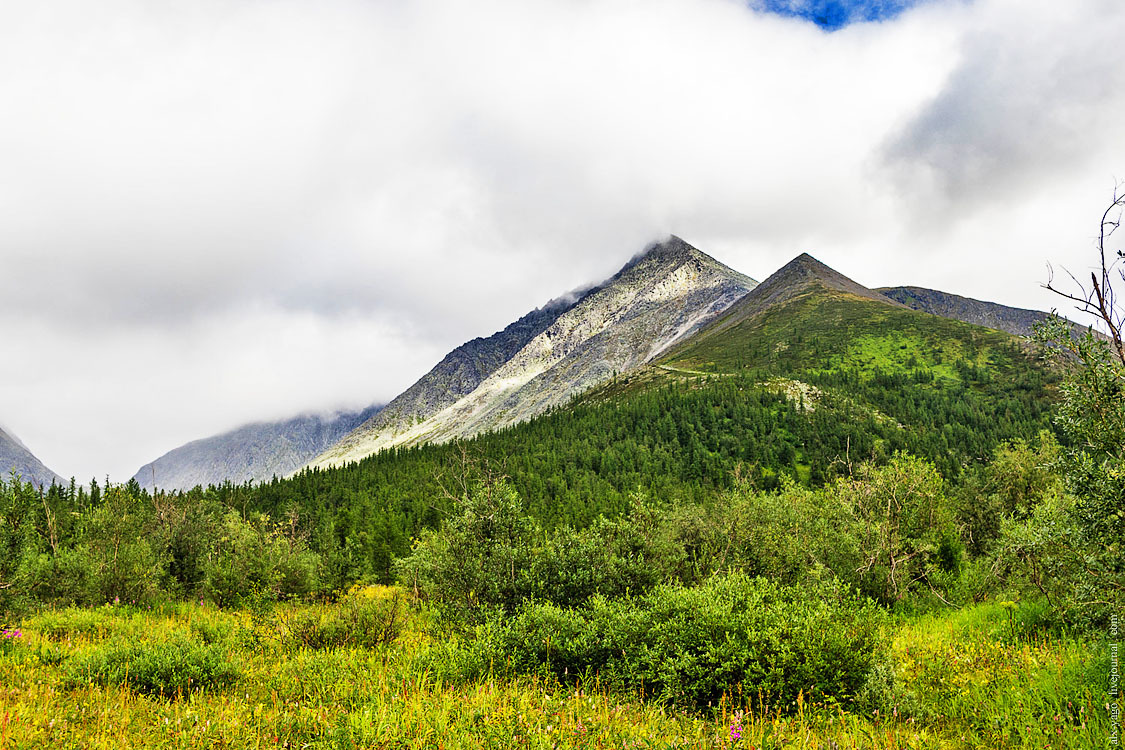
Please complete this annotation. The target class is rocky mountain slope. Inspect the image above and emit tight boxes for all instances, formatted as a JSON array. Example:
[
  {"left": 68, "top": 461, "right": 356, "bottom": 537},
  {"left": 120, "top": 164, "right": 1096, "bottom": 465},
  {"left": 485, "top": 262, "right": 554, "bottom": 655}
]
[
  {"left": 308, "top": 237, "right": 757, "bottom": 469},
  {"left": 133, "top": 405, "right": 381, "bottom": 491},
  {"left": 877, "top": 286, "right": 1060, "bottom": 337},
  {"left": 334, "top": 290, "right": 595, "bottom": 459},
  {"left": 0, "top": 424, "right": 63, "bottom": 489}
]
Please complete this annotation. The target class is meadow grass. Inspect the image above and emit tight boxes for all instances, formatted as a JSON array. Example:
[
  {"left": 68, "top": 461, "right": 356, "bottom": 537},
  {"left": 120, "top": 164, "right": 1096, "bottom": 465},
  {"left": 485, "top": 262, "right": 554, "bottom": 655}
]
[{"left": 0, "top": 591, "right": 1112, "bottom": 749}]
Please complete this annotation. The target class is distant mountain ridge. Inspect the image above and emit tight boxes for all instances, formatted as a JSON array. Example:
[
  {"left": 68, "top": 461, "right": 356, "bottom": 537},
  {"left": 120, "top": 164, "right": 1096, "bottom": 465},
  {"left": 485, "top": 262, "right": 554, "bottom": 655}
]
[
  {"left": 133, "top": 405, "right": 381, "bottom": 492},
  {"left": 0, "top": 424, "right": 63, "bottom": 489},
  {"left": 308, "top": 236, "right": 757, "bottom": 470},
  {"left": 877, "top": 286, "right": 1060, "bottom": 338}
]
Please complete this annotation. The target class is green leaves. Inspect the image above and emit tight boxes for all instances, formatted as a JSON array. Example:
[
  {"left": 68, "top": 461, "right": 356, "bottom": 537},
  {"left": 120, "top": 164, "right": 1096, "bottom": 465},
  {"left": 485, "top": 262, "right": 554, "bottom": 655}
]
[
  {"left": 65, "top": 632, "right": 239, "bottom": 697},
  {"left": 463, "top": 574, "right": 884, "bottom": 711}
]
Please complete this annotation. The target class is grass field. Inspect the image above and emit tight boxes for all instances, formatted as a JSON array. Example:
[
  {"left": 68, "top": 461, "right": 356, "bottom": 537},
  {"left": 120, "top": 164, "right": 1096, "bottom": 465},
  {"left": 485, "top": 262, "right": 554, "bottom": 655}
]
[{"left": 0, "top": 590, "right": 1111, "bottom": 749}]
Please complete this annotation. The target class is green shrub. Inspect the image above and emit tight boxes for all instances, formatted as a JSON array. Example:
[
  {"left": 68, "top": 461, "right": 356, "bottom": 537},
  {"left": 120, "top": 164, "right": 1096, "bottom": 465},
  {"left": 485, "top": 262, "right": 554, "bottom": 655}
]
[
  {"left": 79, "top": 486, "right": 164, "bottom": 605},
  {"left": 34, "top": 641, "right": 67, "bottom": 666},
  {"left": 274, "top": 589, "right": 404, "bottom": 651},
  {"left": 192, "top": 618, "right": 237, "bottom": 646},
  {"left": 394, "top": 477, "right": 539, "bottom": 621},
  {"left": 30, "top": 607, "right": 113, "bottom": 638},
  {"left": 467, "top": 573, "right": 884, "bottom": 711},
  {"left": 66, "top": 633, "right": 239, "bottom": 697},
  {"left": 534, "top": 501, "right": 694, "bottom": 605},
  {"left": 203, "top": 512, "right": 322, "bottom": 606}
]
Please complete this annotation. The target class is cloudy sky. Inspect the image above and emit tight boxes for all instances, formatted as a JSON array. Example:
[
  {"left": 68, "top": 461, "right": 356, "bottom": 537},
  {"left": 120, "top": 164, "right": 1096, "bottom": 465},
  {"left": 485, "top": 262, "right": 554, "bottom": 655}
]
[{"left": 2, "top": 0, "right": 1124, "bottom": 482}]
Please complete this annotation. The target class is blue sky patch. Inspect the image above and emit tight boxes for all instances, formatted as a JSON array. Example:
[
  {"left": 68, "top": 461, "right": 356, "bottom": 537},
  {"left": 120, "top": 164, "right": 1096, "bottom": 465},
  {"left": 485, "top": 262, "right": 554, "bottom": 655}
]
[{"left": 755, "top": 0, "right": 922, "bottom": 30}]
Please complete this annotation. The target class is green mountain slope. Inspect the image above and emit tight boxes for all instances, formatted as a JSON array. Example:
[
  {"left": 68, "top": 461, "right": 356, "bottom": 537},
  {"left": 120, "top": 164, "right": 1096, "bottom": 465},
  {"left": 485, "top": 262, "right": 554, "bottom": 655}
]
[
  {"left": 128, "top": 252, "right": 1057, "bottom": 585},
  {"left": 662, "top": 254, "right": 1022, "bottom": 376},
  {"left": 216, "top": 256, "right": 1056, "bottom": 582}
]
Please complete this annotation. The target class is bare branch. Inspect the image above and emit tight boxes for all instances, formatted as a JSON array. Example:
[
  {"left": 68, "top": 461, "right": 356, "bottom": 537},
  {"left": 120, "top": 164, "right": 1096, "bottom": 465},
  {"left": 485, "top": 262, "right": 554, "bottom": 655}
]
[{"left": 1044, "top": 185, "right": 1125, "bottom": 365}]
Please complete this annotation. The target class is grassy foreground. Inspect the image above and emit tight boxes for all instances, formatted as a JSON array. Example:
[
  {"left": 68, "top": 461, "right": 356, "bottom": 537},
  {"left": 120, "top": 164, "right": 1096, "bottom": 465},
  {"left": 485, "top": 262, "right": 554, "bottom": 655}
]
[{"left": 0, "top": 589, "right": 1111, "bottom": 749}]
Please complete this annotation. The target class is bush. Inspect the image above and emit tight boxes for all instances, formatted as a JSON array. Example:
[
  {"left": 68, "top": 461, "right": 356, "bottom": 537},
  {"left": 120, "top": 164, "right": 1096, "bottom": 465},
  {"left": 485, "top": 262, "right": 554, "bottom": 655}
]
[
  {"left": 395, "top": 477, "right": 538, "bottom": 621},
  {"left": 66, "top": 633, "right": 239, "bottom": 697},
  {"left": 465, "top": 573, "right": 884, "bottom": 711},
  {"left": 16, "top": 548, "right": 93, "bottom": 607},
  {"left": 202, "top": 512, "right": 322, "bottom": 606},
  {"left": 192, "top": 618, "right": 237, "bottom": 646},
  {"left": 533, "top": 501, "right": 694, "bottom": 604},
  {"left": 30, "top": 607, "right": 116, "bottom": 639},
  {"left": 273, "top": 588, "right": 404, "bottom": 651},
  {"left": 78, "top": 487, "right": 164, "bottom": 606}
]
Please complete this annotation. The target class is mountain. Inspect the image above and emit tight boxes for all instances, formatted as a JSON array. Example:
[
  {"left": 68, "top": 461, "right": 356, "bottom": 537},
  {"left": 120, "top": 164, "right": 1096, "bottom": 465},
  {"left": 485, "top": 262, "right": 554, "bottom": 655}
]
[
  {"left": 308, "top": 237, "right": 758, "bottom": 469},
  {"left": 682, "top": 252, "right": 908, "bottom": 342},
  {"left": 222, "top": 251, "right": 1056, "bottom": 582},
  {"left": 133, "top": 405, "right": 382, "bottom": 492},
  {"left": 877, "top": 286, "right": 1058, "bottom": 338},
  {"left": 0, "top": 424, "right": 63, "bottom": 489},
  {"left": 661, "top": 251, "right": 1035, "bottom": 378}
]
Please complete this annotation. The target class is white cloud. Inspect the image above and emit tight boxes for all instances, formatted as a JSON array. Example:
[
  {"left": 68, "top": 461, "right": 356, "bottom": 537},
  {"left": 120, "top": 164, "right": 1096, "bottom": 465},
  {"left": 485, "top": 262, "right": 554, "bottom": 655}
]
[{"left": 0, "top": 0, "right": 1123, "bottom": 479}]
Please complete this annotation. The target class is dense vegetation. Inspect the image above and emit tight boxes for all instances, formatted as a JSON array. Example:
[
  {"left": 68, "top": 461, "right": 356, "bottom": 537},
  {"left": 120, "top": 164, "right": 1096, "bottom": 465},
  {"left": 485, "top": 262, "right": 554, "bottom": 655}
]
[
  {"left": 0, "top": 282, "right": 1119, "bottom": 747},
  {"left": 0, "top": 592, "right": 1108, "bottom": 748},
  {"left": 0, "top": 290, "right": 1059, "bottom": 603}
]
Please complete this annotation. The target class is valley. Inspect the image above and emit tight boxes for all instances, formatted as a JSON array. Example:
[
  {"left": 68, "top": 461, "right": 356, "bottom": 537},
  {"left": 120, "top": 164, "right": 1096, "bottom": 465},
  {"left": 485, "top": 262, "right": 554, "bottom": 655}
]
[{"left": 0, "top": 240, "right": 1116, "bottom": 749}]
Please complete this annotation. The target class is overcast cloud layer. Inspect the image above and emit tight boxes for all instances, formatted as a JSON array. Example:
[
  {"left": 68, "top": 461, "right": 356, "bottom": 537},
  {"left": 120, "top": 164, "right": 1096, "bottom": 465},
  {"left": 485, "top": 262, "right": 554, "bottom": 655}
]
[{"left": 2, "top": 0, "right": 1124, "bottom": 482}]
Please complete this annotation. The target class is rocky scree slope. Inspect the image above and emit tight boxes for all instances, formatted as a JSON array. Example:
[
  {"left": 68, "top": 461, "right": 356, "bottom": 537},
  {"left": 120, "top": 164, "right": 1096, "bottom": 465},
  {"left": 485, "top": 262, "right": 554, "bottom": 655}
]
[
  {"left": 308, "top": 237, "right": 757, "bottom": 469},
  {"left": 327, "top": 290, "right": 593, "bottom": 463}
]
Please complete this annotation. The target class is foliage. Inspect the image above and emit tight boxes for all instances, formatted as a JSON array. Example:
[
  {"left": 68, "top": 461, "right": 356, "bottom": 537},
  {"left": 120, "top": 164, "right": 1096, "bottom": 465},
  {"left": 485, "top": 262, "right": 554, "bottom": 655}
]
[
  {"left": 202, "top": 511, "right": 323, "bottom": 607},
  {"left": 395, "top": 475, "right": 538, "bottom": 621},
  {"left": 465, "top": 573, "right": 884, "bottom": 711},
  {"left": 272, "top": 586, "right": 404, "bottom": 651},
  {"left": 838, "top": 454, "right": 959, "bottom": 604},
  {"left": 399, "top": 455, "right": 970, "bottom": 619},
  {"left": 954, "top": 431, "right": 1062, "bottom": 556},
  {"left": 65, "top": 632, "right": 239, "bottom": 697},
  {"left": 1012, "top": 317, "right": 1125, "bottom": 625},
  {"left": 0, "top": 596, "right": 1110, "bottom": 748}
]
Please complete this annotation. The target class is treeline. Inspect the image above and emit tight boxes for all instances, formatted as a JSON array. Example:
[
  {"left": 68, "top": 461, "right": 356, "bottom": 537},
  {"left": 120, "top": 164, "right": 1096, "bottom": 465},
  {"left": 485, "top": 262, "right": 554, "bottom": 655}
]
[
  {"left": 0, "top": 353, "right": 1055, "bottom": 609},
  {"left": 0, "top": 355, "right": 1053, "bottom": 607}
]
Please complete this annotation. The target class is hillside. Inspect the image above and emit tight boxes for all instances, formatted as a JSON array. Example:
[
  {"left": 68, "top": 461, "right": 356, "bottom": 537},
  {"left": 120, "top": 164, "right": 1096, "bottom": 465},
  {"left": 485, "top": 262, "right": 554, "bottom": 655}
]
[
  {"left": 661, "top": 253, "right": 1041, "bottom": 380},
  {"left": 0, "top": 425, "right": 63, "bottom": 489},
  {"left": 219, "top": 254, "right": 1060, "bottom": 581}
]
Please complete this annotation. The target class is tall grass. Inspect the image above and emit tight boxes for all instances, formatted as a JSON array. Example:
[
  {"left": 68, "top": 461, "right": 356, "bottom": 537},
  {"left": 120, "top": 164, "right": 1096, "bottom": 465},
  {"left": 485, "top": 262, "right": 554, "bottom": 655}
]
[{"left": 0, "top": 591, "right": 1112, "bottom": 749}]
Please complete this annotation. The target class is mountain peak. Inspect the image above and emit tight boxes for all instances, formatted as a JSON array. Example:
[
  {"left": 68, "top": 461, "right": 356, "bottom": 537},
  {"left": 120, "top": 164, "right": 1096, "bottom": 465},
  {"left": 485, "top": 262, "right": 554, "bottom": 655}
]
[
  {"left": 307, "top": 237, "right": 756, "bottom": 469},
  {"left": 677, "top": 252, "right": 905, "bottom": 342},
  {"left": 623, "top": 235, "right": 704, "bottom": 269},
  {"left": 754, "top": 252, "right": 902, "bottom": 307},
  {"left": 774, "top": 251, "right": 850, "bottom": 281}
]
